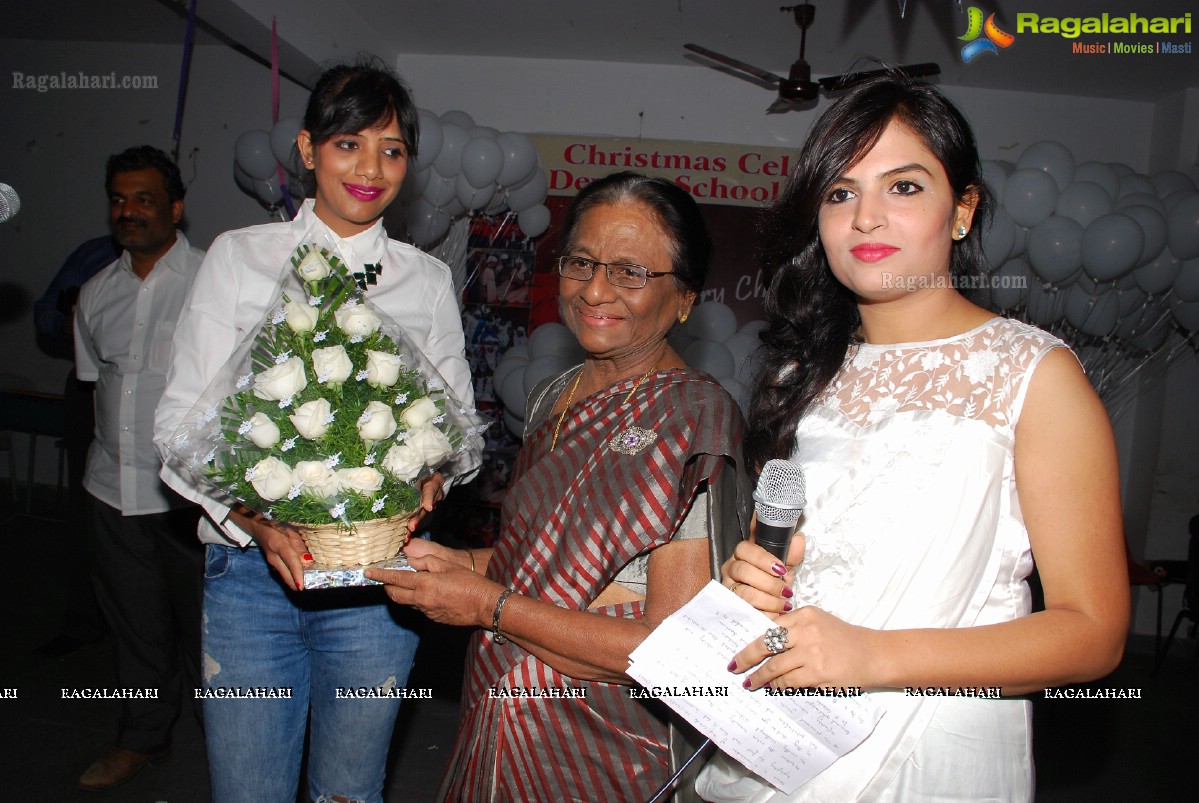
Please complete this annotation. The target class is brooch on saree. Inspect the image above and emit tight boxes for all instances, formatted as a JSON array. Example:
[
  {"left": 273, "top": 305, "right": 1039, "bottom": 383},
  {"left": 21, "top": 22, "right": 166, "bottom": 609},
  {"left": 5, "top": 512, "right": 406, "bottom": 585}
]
[{"left": 608, "top": 426, "right": 657, "bottom": 455}]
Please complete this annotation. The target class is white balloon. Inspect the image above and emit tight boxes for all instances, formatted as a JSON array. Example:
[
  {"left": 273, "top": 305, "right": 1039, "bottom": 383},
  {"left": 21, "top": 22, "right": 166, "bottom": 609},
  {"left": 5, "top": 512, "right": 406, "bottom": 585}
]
[
  {"left": 1003, "top": 169, "right": 1059, "bottom": 228},
  {"left": 1116, "top": 192, "right": 1166, "bottom": 216},
  {"left": 505, "top": 168, "right": 548, "bottom": 212},
  {"left": 442, "top": 196, "right": 467, "bottom": 219},
  {"left": 523, "top": 354, "right": 571, "bottom": 397},
  {"left": 1151, "top": 170, "right": 1196, "bottom": 197},
  {"left": 235, "top": 130, "right": 276, "bottom": 179},
  {"left": 492, "top": 352, "right": 528, "bottom": 397},
  {"left": 739, "top": 320, "right": 769, "bottom": 338},
  {"left": 503, "top": 408, "right": 526, "bottom": 439},
  {"left": 527, "top": 322, "right": 578, "bottom": 360},
  {"left": 1167, "top": 193, "right": 1199, "bottom": 260},
  {"left": 1109, "top": 163, "right": 1135, "bottom": 178},
  {"left": 1081, "top": 213, "right": 1143, "bottom": 281},
  {"left": 253, "top": 176, "right": 282, "bottom": 205},
  {"left": 517, "top": 204, "right": 551, "bottom": 239},
  {"left": 461, "top": 137, "right": 505, "bottom": 188},
  {"left": 1117, "top": 174, "right": 1155, "bottom": 199},
  {"left": 1174, "top": 257, "right": 1199, "bottom": 302},
  {"left": 1055, "top": 181, "right": 1113, "bottom": 228},
  {"left": 981, "top": 160, "right": 1010, "bottom": 203},
  {"left": 456, "top": 172, "right": 496, "bottom": 211},
  {"left": 1171, "top": 297, "right": 1199, "bottom": 332},
  {"left": 719, "top": 377, "right": 748, "bottom": 413},
  {"left": 270, "top": 117, "right": 304, "bottom": 175},
  {"left": 682, "top": 340, "right": 735, "bottom": 379},
  {"left": 405, "top": 198, "right": 450, "bottom": 246},
  {"left": 497, "top": 132, "right": 539, "bottom": 187},
  {"left": 1134, "top": 250, "right": 1181, "bottom": 295},
  {"left": 990, "top": 258, "right": 1032, "bottom": 310},
  {"left": 1115, "top": 285, "right": 1146, "bottom": 316},
  {"left": 1016, "top": 141, "right": 1075, "bottom": 192},
  {"left": 439, "top": 109, "right": 475, "bottom": 129},
  {"left": 423, "top": 168, "right": 458, "bottom": 208},
  {"left": 1073, "top": 162, "right": 1119, "bottom": 201},
  {"left": 723, "top": 331, "right": 761, "bottom": 366},
  {"left": 498, "top": 365, "right": 529, "bottom": 414},
  {"left": 1164, "top": 190, "right": 1196, "bottom": 214},
  {"left": 433, "top": 123, "right": 469, "bottom": 178},
  {"left": 414, "top": 109, "right": 443, "bottom": 172},
  {"left": 1118, "top": 205, "right": 1168, "bottom": 267},
  {"left": 683, "top": 302, "right": 737, "bottom": 341},
  {"left": 468, "top": 125, "right": 499, "bottom": 140},
  {"left": 397, "top": 164, "right": 430, "bottom": 204},
  {"left": 233, "top": 163, "right": 256, "bottom": 195},
  {"left": 483, "top": 191, "right": 510, "bottom": 216},
  {"left": 1064, "top": 286, "right": 1119, "bottom": 336},
  {"left": 1026, "top": 281, "right": 1065, "bottom": 326},
  {"left": 982, "top": 206, "right": 1016, "bottom": 268},
  {"left": 1027, "top": 216, "right": 1083, "bottom": 283}
]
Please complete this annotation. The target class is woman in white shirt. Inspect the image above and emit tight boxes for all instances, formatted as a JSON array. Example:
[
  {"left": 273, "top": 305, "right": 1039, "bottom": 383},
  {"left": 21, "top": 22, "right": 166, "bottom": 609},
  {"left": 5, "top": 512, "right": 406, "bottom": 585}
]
[{"left": 154, "top": 61, "right": 477, "bottom": 803}]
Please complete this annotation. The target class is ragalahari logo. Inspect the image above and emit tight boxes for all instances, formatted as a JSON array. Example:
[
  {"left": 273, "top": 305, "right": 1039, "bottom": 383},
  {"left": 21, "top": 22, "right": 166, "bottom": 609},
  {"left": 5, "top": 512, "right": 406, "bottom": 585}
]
[{"left": 959, "top": 7, "right": 1016, "bottom": 63}]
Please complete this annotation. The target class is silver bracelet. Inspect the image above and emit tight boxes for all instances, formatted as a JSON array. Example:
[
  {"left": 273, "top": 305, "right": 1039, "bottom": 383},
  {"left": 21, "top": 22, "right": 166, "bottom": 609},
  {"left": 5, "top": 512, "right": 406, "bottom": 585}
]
[{"left": 491, "top": 587, "right": 515, "bottom": 644}]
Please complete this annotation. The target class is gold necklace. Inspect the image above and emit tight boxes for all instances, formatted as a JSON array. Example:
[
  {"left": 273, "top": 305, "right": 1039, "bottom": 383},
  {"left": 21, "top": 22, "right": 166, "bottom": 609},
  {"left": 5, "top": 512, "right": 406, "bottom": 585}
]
[{"left": 551, "top": 361, "right": 661, "bottom": 450}]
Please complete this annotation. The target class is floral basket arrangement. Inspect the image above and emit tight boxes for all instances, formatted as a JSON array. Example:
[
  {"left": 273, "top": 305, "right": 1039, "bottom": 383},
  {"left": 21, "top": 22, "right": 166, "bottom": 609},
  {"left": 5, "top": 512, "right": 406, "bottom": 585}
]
[{"left": 162, "top": 233, "right": 485, "bottom": 569}]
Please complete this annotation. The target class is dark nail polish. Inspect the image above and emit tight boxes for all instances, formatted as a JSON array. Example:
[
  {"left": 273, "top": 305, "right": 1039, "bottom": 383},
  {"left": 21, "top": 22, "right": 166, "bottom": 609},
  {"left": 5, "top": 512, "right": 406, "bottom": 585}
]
[
  {"left": 727, "top": 660, "right": 738, "bottom": 672},
  {"left": 783, "top": 601, "right": 793, "bottom": 612},
  {"left": 771, "top": 562, "right": 787, "bottom": 577},
  {"left": 781, "top": 586, "right": 794, "bottom": 598},
  {"left": 742, "top": 678, "right": 752, "bottom": 689}
]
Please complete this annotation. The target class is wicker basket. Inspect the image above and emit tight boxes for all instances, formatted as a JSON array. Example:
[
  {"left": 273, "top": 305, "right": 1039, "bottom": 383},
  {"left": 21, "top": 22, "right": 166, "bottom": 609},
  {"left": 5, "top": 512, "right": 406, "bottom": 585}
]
[{"left": 296, "top": 511, "right": 415, "bottom": 568}]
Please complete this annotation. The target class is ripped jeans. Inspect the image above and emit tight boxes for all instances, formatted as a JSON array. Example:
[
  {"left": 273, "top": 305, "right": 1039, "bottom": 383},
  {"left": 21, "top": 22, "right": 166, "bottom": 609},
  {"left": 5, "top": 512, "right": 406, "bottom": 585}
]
[{"left": 201, "top": 545, "right": 421, "bottom": 803}]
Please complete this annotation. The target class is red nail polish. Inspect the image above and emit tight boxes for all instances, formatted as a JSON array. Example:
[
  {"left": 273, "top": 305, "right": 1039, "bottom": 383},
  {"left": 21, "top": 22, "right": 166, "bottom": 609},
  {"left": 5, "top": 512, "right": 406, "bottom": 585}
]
[
  {"left": 303, "top": 553, "right": 313, "bottom": 561},
  {"left": 742, "top": 678, "right": 752, "bottom": 689},
  {"left": 783, "top": 601, "right": 793, "bottom": 612},
  {"left": 727, "top": 660, "right": 738, "bottom": 672},
  {"left": 781, "top": 586, "right": 794, "bottom": 598},
  {"left": 771, "top": 562, "right": 787, "bottom": 577}
]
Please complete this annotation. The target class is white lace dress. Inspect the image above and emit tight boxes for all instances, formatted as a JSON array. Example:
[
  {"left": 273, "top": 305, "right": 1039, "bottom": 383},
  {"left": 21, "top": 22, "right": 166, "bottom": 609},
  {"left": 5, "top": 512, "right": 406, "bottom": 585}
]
[{"left": 697, "top": 317, "right": 1066, "bottom": 803}]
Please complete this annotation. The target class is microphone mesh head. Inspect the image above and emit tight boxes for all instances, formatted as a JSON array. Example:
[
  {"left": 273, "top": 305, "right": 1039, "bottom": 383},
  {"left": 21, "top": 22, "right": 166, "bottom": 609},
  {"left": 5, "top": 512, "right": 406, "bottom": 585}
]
[
  {"left": 753, "top": 459, "right": 806, "bottom": 527},
  {"left": 0, "top": 184, "right": 19, "bottom": 223}
]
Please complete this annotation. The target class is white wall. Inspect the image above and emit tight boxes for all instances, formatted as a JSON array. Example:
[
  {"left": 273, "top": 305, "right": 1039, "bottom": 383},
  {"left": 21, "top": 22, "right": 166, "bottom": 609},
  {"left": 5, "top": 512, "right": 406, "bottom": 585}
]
[{"left": 0, "top": 38, "right": 309, "bottom": 478}]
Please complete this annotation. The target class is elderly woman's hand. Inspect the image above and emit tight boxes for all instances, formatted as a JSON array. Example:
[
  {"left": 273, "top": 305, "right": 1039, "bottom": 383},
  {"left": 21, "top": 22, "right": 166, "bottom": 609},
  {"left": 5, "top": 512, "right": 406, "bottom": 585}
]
[
  {"left": 721, "top": 532, "right": 805, "bottom": 616},
  {"left": 366, "top": 551, "right": 504, "bottom": 628}
]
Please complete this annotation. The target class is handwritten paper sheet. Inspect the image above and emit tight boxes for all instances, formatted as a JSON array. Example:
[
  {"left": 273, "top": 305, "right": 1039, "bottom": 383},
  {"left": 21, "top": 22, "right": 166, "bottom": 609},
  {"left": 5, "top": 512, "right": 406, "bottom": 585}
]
[{"left": 627, "top": 580, "right": 884, "bottom": 794}]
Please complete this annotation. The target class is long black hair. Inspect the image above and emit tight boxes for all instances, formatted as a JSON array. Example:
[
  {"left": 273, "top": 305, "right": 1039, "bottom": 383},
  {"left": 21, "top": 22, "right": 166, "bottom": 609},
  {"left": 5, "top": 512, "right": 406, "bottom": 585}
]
[{"left": 744, "top": 72, "right": 992, "bottom": 472}]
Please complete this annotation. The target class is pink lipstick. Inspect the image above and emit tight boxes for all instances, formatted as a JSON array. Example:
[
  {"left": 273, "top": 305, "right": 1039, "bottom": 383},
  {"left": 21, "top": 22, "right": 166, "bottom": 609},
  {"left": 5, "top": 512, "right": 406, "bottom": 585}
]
[
  {"left": 344, "top": 183, "right": 383, "bottom": 202},
  {"left": 850, "top": 243, "right": 899, "bottom": 262}
]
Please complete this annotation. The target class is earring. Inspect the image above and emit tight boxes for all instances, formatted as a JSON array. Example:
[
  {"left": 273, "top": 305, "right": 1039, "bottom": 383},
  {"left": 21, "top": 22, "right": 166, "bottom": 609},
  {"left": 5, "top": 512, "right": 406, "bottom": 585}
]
[
  {"left": 679, "top": 313, "right": 689, "bottom": 324},
  {"left": 955, "top": 225, "right": 968, "bottom": 240}
]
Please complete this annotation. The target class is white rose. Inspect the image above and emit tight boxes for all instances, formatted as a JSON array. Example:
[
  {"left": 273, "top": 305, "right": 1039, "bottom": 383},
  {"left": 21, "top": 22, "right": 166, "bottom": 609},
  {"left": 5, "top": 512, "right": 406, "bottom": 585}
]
[
  {"left": 245, "top": 412, "right": 280, "bottom": 449},
  {"left": 409, "top": 424, "right": 454, "bottom": 467},
  {"left": 289, "top": 398, "right": 333, "bottom": 440},
  {"left": 334, "top": 304, "right": 381, "bottom": 338},
  {"left": 253, "top": 356, "right": 308, "bottom": 401},
  {"left": 337, "top": 466, "right": 385, "bottom": 494},
  {"left": 365, "top": 350, "right": 404, "bottom": 388},
  {"left": 283, "top": 298, "right": 319, "bottom": 332},
  {"left": 293, "top": 460, "right": 340, "bottom": 499},
  {"left": 357, "top": 400, "right": 397, "bottom": 442},
  {"left": 312, "top": 345, "right": 353, "bottom": 385},
  {"left": 249, "top": 456, "right": 294, "bottom": 501},
  {"left": 380, "top": 442, "right": 425, "bottom": 482},
  {"left": 296, "top": 250, "right": 332, "bottom": 281},
  {"left": 399, "top": 397, "right": 439, "bottom": 429}
]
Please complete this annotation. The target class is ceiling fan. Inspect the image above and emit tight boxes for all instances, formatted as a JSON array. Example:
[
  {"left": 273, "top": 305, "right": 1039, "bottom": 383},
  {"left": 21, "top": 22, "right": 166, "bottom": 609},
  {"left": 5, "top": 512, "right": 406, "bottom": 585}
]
[{"left": 684, "top": 3, "right": 940, "bottom": 114}]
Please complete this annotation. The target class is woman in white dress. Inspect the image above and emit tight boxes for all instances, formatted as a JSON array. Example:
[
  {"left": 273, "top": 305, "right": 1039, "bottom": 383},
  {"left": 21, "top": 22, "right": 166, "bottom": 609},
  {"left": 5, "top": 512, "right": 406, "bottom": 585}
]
[{"left": 697, "top": 73, "right": 1128, "bottom": 801}]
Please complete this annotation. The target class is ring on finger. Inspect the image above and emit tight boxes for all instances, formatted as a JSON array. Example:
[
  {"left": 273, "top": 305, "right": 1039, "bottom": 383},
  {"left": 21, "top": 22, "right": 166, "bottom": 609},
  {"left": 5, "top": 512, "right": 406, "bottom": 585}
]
[
  {"left": 730, "top": 582, "right": 743, "bottom": 596},
  {"left": 764, "top": 626, "right": 789, "bottom": 655}
]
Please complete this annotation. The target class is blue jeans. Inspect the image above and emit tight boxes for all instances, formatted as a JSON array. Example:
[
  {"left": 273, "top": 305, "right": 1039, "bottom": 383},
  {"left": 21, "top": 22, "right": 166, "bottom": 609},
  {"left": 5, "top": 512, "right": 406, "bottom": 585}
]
[{"left": 201, "top": 545, "right": 421, "bottom": 803}]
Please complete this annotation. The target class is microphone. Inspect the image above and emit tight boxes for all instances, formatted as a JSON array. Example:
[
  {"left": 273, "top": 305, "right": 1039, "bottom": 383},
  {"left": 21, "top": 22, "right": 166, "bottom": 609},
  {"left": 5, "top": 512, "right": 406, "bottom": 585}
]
[
  {"left": 0, "top": 184, "right": 19, "bottom": 223},
  {"left": 752, "top": 459, "right": 806, "bottom": 562}
]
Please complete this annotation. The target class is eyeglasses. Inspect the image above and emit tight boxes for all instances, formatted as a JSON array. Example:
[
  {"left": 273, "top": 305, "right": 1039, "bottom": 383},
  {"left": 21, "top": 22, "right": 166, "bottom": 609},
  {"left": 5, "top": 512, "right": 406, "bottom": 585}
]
[{"left": 556, "top": 256, "right": 674, "bottom": 290}]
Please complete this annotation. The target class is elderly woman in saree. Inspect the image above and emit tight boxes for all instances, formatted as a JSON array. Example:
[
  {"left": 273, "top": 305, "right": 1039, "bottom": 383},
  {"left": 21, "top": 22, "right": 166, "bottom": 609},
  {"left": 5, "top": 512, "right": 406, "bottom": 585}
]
[{"left": 368, "top": 170, "right": 750, "bottom": 802}]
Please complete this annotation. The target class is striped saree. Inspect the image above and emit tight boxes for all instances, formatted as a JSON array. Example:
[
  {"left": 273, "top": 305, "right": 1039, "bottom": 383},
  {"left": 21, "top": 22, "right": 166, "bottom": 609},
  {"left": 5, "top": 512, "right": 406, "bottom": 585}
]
[{"left": 438, "top": 367, "right": 748, "bottom": 802}]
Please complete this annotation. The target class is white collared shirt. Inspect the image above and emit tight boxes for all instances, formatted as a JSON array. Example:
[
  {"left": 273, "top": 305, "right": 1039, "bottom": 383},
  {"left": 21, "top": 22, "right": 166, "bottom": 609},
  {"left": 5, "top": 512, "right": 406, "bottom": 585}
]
[
  {"left": 75, "top": 232, "right": 205, "bottom": 514},
  {"left": 154, "top": 200, "right": 478, "bottom": 546}
]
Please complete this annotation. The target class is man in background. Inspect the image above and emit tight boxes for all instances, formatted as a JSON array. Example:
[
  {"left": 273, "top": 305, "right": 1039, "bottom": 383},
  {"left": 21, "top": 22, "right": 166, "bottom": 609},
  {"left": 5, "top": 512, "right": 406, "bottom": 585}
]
[{"left": 73, "top": 146, "right": 204, "bottom": 791}]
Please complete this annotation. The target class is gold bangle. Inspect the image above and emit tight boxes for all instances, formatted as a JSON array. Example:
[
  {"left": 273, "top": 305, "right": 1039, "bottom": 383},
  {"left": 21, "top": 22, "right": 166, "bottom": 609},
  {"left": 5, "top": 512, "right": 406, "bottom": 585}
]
[{"left": 464, "top": 548, "right": 476, "bottom": 573}]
